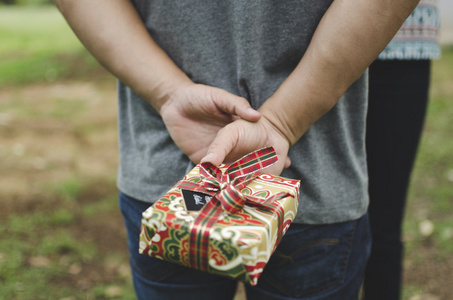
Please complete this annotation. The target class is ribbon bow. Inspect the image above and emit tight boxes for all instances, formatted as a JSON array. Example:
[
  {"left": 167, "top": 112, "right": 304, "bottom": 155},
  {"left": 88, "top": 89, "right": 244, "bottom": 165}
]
[
  {"left": 174, "top": 146, "right": 289, "bottom": 272},
  {"left": 198, "top": 146, "right": 278, "bottom": 213}
]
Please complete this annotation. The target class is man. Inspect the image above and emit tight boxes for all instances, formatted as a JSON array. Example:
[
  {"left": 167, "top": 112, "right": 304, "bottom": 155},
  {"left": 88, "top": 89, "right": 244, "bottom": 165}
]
[{"left": 54, "top": 1, "right": 420, "bottom": 299}]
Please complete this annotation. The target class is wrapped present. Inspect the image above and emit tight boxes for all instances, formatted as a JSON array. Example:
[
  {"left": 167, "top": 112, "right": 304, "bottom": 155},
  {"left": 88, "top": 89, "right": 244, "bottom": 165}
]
[{"left": 139, "top": 147, "right": 300, "bottom": 286}]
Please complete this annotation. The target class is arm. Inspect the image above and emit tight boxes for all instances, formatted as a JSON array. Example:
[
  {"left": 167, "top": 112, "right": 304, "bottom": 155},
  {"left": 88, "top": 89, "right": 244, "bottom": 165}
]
[
  {"left": 53, "top": 0, "right": 186, "bottom": 111},
  {"left": 53, "top": 0, "right": 260, "bottom": 162},
  {"left": 202, "top": 0, "right": 420, "bottom": 174}
]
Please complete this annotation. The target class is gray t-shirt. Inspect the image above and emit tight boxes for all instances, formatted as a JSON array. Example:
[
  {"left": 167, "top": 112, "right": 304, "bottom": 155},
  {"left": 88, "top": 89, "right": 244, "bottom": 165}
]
[{"left": 117, "top": 0, "right": 369, "bottom": 224}]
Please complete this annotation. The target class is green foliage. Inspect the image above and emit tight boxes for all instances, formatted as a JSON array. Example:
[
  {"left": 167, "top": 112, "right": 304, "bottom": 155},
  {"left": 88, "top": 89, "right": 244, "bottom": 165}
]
[
  {"left": 0, "top": 7, "right": 131, "bottom": 299},
  {"left": 81, "top": 195, "right": 119, "bottom": 217},
  {"left": 0, "top": 195, "right": 129, "bottom": 299},
  {"left": 53, "top": 177, "right": 82, "bottom": 201},
  {"left": 91, "top": 284, "right": 137, "bottom": 300},
  {"left": 0, "top": 214, "right": 82, "bottom": 299},
  {"left": 0, "top": 0, "right": 52, "bottom": 6},
  {"left": 0, "top": 6, "right": 104, "bottom": 86},
  {"left": 41, "top": 230, "right": 97, "bottom": 258},
  {"left": 400, "top": 46, "right": 453, "bottom": 299},
  {"left": 48, "top": 209, "right": 77, "bottom": 226},
  {"left": 434, "top": 219, "right": 453, "bottom": 259}
]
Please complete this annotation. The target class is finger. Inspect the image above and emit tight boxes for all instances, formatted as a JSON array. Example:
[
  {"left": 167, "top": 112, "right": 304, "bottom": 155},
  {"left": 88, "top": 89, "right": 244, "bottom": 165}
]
[
  {"left": 211, "top": 88, "right": 261, "bottom": 122},
  {"left": 284, "top": 156, "right": 291, "bottom": 169},
  {"left": 200, "top": 126, "right": 238, "bottom": 166},
  {"left": 235, "top": 104, "right": 261, "bottom": 122}
]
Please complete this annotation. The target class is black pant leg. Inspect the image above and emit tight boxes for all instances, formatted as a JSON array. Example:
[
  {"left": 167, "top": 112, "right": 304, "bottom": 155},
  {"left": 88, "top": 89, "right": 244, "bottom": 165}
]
[{"left": 363, "top": 59, "right": 431, "bottom": 300}]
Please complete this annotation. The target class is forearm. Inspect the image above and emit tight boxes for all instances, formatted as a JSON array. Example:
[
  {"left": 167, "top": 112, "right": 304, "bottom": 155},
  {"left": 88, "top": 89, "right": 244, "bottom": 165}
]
[
  {"left": 261, "top": 0, "right": 420, "bottom": 145},
  {"left": 53, "top": 0, "right": 191, "bottom": 112}
]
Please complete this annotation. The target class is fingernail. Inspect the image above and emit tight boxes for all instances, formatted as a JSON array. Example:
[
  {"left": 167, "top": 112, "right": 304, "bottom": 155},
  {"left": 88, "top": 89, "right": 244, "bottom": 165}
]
[
  {"left": 247, "top": 108, "right": 261, "bottom": 118},
  {"left": 202, "top": 153, "right": 216, "bottom": 162}
]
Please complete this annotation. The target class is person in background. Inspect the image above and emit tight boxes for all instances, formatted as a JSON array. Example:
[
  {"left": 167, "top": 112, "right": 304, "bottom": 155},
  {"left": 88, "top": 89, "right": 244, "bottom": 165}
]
[
  {"left": 53, "top": 0, "right": 420, "bottom": 299},
  {"left": 363, "top": 1, "right": 441, "bottom": 299}
]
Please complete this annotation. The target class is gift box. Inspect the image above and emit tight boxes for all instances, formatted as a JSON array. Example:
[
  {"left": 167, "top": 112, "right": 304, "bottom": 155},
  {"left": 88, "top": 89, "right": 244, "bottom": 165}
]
[{"left": 139, "top": 147, "right": 300, "bottom": 286}]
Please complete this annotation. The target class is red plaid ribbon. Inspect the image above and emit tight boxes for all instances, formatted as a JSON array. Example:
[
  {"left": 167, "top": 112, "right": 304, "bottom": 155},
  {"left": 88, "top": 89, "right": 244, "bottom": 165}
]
[{"left": 174, "top": 146, "right": 289, "bottom": 272}]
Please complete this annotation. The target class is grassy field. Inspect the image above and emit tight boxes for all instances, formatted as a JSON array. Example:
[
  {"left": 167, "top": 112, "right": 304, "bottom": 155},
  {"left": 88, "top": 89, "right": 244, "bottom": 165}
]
[
  {"left": 401, "top": 43, "right": 453, "bottom": 299},
  {"left": 0, "top": 5, "right": 452, "bottom": 300},
  {"left": 0, "top": 5, "right": 102, "bottom": 86}
]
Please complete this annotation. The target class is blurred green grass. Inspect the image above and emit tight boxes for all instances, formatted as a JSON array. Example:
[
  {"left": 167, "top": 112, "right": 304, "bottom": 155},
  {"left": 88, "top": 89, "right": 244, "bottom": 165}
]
[
  {"left": 0, "top": 5, "right": 103, "bottom": 86},
  {"left": 401, "top": 46, "right": 453, "bottom": 299},
  {"left": 0, "top": 5, "right": 132, "bottom": 299},
  {"left": 405, "top": 45, "right": 453, "bottom": 243},
  {"left": 0, "top": 4, "right": 452, "bottom": 300},
  {"left": 0, "top": 193, "right": 135, "bottom": 299}
]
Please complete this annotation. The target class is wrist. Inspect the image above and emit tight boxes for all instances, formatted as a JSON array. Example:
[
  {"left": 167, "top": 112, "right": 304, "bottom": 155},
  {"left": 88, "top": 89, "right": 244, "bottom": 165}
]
[
  {"left": 144, "top": 74, "right": 193, "bottom": 115},
  {"left": 259, "top": 111, "right": 296, "bottom": 148}
]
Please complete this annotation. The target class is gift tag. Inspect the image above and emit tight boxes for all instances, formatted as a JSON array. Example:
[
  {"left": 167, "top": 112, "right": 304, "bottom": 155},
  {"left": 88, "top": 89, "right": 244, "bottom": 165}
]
[{"left": 181, "top": 189, "right": 213, "bottom": 211}]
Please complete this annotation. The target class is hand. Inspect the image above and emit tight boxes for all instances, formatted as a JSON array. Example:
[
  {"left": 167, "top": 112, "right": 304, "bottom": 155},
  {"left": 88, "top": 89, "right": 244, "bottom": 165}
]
[
  {"left": 200, "top": 117, "right": 292, "bottom": 176},
  {"left": 160, "top": 83, "right": 261, "bottom": 163}
]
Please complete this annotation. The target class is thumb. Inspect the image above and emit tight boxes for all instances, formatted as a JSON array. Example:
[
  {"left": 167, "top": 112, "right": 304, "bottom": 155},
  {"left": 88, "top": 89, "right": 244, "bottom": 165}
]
[
  {"left": 211, "top": 88, "right": 261, "bottom": 122},
  {"left": 200, "top": 126, "right": 238, "bottom": 166}
]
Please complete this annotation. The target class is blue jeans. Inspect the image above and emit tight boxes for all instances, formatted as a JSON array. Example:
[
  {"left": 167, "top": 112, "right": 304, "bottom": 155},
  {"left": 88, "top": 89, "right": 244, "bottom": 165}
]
[{"left": 119, "top": 192, "right": 371, "bottom": 300}]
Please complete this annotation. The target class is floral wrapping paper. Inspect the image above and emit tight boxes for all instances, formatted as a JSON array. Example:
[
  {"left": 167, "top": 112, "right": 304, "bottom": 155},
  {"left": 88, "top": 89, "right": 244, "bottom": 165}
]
[{"left": 139, "top": 147, "right": 300, "bottom": 286}]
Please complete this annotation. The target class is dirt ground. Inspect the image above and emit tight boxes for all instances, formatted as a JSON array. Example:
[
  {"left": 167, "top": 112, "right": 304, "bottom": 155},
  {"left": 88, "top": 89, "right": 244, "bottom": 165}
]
[
  {"left": 0, "top": 78, "right": 132, "bottom": 294},
  {"left": 1, "top": 78, "right": 452, "bottom": 299}
]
